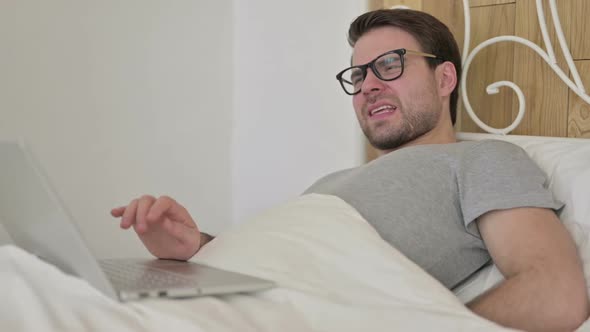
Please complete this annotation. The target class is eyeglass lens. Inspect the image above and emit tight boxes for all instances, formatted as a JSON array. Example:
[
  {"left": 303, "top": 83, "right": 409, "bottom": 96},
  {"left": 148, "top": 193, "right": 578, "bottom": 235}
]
[{"left": 340, "top": 52, "right": 403, "bottom": 94}]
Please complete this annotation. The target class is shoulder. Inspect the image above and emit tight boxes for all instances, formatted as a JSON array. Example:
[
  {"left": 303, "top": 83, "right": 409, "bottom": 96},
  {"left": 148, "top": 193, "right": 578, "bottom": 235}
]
[
  {"left": 455, "top": 139, "right": 548, "bottom": 189},
  {"left": 303, "top": 167, "right": 356, "bottom": 194},
  {"left": 465, "top": 139, "right": 526, "bottom": 155},
  {"left": 460, "top": 139, "right": 532, "bottom": 166},
  {"left": 455, "top": 138, "right": 550, "bottom": 198}
]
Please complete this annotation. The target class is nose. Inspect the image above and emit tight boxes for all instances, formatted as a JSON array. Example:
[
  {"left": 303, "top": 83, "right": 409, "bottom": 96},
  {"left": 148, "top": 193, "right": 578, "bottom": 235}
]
[{"left": 360, "top": 68, "right": 385, "bottom": 95}]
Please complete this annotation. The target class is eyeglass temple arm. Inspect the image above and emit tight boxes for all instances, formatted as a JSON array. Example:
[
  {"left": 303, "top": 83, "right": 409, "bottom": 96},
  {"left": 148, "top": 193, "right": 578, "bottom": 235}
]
[{"left": 405, "top": 50, "right": 444, "bottom": 60}]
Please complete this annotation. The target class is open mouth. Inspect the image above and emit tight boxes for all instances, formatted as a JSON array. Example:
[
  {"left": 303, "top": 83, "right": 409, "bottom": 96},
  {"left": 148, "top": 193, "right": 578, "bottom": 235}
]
[{"left": 369, "top": 105, "right": 397, "bottom": 117}]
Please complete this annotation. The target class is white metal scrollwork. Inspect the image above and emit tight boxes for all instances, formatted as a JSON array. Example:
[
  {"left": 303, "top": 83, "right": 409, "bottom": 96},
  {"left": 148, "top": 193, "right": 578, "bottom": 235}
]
[
  {"left": 460, "top": 0, "right": 589, "bottom": 134},
  {"left": 392, "top": 0, "right": 590, "bottom": 135}
]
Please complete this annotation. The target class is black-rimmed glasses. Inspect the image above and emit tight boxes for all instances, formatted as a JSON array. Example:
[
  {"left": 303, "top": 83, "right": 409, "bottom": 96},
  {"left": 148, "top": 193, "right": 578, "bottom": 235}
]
[{"left": 336, "top": 48, "right": 445, "bottom": 95}]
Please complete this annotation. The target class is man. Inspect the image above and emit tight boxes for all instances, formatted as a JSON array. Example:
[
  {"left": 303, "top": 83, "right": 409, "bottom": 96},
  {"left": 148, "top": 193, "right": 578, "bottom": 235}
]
[{"left": 111, "top": 9, "right": 588, "bottom": 331}]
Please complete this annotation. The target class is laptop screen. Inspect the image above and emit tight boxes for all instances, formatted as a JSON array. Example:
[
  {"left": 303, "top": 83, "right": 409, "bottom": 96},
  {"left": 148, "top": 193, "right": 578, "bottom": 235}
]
[{"left": 0, "top": 141, "right": 117, "bottom": 299}]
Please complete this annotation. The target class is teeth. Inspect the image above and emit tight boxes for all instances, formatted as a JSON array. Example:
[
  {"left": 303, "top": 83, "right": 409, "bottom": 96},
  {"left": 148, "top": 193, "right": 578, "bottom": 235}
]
[{"left": 370, "top": 105, "right": 396, "bottom": 116}]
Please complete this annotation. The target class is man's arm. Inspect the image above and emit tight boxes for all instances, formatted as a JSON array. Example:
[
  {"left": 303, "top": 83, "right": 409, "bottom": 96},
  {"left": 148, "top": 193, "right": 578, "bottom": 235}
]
[{"left": 468, "top": 207, "right": 589, "bottom": 331}]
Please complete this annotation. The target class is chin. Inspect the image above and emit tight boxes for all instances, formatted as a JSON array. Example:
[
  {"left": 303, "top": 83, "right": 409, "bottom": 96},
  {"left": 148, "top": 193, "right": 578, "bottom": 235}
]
[
  {"left": 369, "top": 128, "right": 421, "bottom": 150},
  {"left": 369, "top": 137, "right": 404, "bottom": 151}
]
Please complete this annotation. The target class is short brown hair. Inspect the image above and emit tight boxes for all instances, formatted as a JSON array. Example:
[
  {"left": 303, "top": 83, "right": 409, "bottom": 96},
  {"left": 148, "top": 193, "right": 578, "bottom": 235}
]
[{"left": 348, "top": 9, "right": 461, "bottom": 125}]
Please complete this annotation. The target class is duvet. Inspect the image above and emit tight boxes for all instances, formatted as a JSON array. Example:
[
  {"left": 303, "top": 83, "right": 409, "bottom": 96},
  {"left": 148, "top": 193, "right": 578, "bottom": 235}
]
[{"left": 1, "top": 194, "right": 589, "bottom": 331}]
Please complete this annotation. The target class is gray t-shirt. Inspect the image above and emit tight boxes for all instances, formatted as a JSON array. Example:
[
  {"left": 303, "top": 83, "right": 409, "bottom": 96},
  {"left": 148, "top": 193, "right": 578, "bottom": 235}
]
[{"left": 304, "top": 140, "right": 562, "bottom": 289}]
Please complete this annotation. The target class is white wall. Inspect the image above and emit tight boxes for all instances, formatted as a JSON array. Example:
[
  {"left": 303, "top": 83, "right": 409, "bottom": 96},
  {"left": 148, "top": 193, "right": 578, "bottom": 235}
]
[
  {"left": 0, "top": 1, "right": 234, "bottom": 258},
  {"left": 0, "top": 0, "right": 367, "bottom": 256},
  {"left": 232, "top": 0, "right": 366, "bottom": 224}
]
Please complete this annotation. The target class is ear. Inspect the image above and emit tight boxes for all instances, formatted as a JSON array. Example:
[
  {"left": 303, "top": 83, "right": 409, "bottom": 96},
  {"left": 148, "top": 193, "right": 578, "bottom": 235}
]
[{"left": 435, "top": 61, "right": 457, "bottom": 98}]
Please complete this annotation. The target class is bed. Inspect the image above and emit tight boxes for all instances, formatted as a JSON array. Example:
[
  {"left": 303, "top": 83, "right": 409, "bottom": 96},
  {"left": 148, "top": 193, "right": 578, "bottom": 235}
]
[
  {"left": 1, "top": 139, "right": 590, "bottom": 331},
  {"left": 1, "top": 2, "right": 590, "bottom": 331}
]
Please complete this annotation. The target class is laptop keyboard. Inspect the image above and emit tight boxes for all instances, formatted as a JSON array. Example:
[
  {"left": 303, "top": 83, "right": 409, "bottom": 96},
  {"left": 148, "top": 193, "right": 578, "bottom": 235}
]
[{"left": 99, "top": 259, "right": 199, "bottom": 290}]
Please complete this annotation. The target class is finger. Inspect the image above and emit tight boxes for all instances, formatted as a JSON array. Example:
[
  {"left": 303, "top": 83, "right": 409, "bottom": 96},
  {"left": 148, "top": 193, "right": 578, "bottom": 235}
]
[
  {"left": 147, "top": 196, "right": 178, "bottom": 222},
  {"left": 136, "top": 195, "right": 156, "bottom": 228},
  {"left": 120, "top": 199, "right": 138, "bottom": 230},
  {"left": 148, "top": 196, "right": 196, "bottom": 228},
  {"left": 111, "top": 206, "right": 126, "bottom": 217}
]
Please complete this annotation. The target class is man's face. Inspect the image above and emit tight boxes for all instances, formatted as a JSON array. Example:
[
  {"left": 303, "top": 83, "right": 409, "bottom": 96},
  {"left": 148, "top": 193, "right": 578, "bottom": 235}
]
[{"left": 351, "top": 27, "right": 443, "bottom": 153}]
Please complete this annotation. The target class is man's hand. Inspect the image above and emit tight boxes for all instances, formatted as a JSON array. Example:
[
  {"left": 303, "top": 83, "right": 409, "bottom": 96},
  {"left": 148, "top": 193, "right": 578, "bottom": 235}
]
[
  {"left": 111, "top": 195, "right": 202, "bottom": 260},
  {"left": 468, "top": 207, "right": 589, "bottom": 331}
]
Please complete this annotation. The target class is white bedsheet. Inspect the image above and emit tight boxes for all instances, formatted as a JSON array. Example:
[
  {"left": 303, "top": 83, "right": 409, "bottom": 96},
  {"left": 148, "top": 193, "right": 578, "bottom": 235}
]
[{"left": 0, "top": 194, "right": 519, "bottom": 332}]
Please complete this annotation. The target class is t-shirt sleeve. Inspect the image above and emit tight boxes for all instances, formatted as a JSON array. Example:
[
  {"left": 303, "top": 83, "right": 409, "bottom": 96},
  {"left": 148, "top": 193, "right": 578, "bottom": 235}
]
[{"left": 457, "top": 140, "right": 563, "bottom": 238}]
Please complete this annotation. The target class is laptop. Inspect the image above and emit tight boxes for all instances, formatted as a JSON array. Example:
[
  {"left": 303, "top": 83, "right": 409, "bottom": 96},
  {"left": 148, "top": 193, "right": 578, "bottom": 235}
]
[{"left": 0, "top": 140, "right": 274, "bottom": 302}]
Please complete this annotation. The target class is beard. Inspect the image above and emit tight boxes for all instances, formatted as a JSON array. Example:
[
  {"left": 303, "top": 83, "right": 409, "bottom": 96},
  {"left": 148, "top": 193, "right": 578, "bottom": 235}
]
[{"left": 361, "top": 92, "right": 442, "bottom": 151}]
